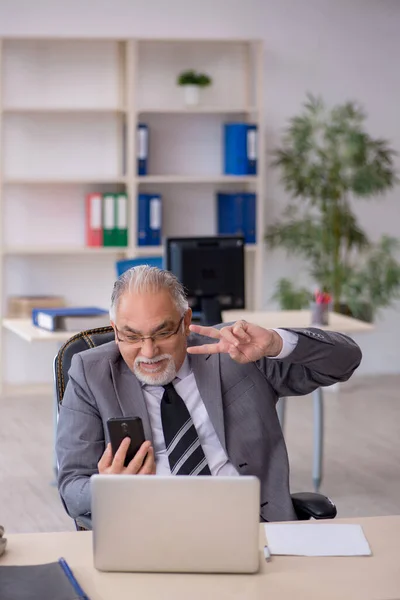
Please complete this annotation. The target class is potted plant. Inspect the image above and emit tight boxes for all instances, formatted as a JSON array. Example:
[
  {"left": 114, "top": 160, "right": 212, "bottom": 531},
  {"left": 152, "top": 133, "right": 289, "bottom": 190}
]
[
  {"left": 272, "top": 278, "right": 313, "bottom": 310},
  {"left": 177, "top": 69, "right": 212, "bottom": 106},
  {"left": 265, "top": 95, "right": 400, "bottom": 322}
]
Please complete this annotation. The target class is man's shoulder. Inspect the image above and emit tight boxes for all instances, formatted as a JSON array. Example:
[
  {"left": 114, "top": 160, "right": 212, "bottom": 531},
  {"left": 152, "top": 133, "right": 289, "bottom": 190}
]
[{"left": 76, "top": 340, "right": 120, "bottom": 366}]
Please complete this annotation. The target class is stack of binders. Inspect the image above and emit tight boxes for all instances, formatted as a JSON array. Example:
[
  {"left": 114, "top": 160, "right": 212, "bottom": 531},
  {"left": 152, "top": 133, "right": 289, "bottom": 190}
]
[
  {"left": 216, "top": 192, "right": 256, "bottom": 244},
  {"left": 86, "top": 192, "right": 163, "bottom": 248},
  {"left": 86, "top": 193, "right": 128, "bottom": 247}
]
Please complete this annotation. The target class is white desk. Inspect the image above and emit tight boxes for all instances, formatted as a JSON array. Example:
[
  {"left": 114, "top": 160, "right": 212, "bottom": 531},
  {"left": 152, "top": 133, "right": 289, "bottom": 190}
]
[
  {"left": 2, "top": 517, "right": 399, "bottom": 600},
  {"left": 222, "top": 310, "right": 373, "bottom": 491},
  {"left": 221, "top": 309, "right": 374, "bottom": 334},
  {"left": 2, "top": 318, "right": 81, "bottom": 342}
]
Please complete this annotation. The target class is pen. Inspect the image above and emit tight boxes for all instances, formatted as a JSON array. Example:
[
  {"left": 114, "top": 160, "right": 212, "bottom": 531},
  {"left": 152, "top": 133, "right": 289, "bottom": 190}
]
[
  {"left": 58, "top": 557, "right": 90, "bottom": 600},
  {"left": 263, "top": 545, "right": 271, "bottom": 562}
]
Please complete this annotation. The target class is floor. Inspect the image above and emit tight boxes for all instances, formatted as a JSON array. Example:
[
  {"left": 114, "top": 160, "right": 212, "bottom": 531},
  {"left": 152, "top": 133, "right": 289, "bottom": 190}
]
[{"left": 0, "top": 375, "right": 399, "bottom": 533}]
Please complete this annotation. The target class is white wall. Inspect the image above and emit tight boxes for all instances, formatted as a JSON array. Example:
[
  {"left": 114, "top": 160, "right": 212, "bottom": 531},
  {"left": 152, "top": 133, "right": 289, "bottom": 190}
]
[{"left": 0, "top": 0, "right": 399, "bottom": 378}]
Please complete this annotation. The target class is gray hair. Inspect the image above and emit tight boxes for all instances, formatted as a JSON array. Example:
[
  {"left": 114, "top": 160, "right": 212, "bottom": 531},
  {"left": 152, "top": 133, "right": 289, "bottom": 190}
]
[{"left": 110, "top": 265, "right": 189, "bottom": 321}]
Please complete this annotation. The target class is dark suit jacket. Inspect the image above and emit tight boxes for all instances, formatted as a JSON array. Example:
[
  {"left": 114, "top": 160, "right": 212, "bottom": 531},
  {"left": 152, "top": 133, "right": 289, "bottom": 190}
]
[{"left": 56, "top": 327, "right": 361, "bottom": 522}]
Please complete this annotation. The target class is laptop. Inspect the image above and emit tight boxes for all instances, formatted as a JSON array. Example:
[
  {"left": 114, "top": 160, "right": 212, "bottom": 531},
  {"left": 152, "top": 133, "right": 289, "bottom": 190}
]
[{"left": 91, "top": 475, "right": 260, "bottom": 573}]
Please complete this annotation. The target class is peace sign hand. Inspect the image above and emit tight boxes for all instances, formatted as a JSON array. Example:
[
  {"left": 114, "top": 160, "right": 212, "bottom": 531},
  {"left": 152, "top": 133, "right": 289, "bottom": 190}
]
[{"left": 187, "top": 320, "right": 283, "bottom": 364}]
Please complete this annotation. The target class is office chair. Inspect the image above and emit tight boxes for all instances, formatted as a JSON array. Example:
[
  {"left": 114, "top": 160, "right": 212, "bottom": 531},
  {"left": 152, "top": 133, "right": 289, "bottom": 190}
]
[{"left": 54, "top": 327, "right": 337, "bottom": 530}]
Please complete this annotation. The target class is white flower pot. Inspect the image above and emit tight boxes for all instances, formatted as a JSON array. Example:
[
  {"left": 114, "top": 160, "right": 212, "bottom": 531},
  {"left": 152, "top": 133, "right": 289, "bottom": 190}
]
[{"left": 183, "top": 84, "right": 200, "bottom": 106}]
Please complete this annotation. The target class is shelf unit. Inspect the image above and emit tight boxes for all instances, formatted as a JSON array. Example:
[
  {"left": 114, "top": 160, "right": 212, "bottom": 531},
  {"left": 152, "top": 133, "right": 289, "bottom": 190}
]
[
  {"left": 2, "top": 247, "right": 128, "bottom": 256},
  {"left": 137, "top": 175, "right": 257, "bottom": 184},
  {"left": 138, "top": 107, "right": 258, "bottom": 114},
  {"left": 4, "top": 178, "right": 128, "bottom": 184},
  {"left": 3, "top": 107, "right": 127, "bottom": 113},
  {"left": 0, "top": 37, "right": 264, "bottom": 391}
]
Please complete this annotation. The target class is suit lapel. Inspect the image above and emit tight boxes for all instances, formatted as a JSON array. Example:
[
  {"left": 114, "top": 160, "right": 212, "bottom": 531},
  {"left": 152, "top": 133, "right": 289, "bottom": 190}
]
[
  {"left": 190, "top": 352, "right": 226, "bottom": 453},
  {"left": 109, "top": 357, "right": 154, "bottom": 445}
]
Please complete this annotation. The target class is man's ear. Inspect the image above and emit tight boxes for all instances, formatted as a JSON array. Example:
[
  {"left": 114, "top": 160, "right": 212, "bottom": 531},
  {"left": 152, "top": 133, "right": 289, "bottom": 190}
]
[
  {"left": 110, "top": 321, "right": 118, "bottom": 345},
  {"left": 184, "top": 309, "right": 192, "bottom": 336}
]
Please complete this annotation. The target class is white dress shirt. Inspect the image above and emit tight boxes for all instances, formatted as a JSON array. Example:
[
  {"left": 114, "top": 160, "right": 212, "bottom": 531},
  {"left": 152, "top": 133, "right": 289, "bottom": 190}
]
[{"left": 140, "top": 329, "right": 298, "bottom": 475}]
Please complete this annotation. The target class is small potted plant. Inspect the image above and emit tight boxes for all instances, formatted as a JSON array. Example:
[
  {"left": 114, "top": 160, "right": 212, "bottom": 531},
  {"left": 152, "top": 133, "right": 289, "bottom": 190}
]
[
  {"left": 272, "top": 278, "right": 313, "bottom": 310},
  {"left": 177, "top": 69, "right": 212, "bottom": 106}
]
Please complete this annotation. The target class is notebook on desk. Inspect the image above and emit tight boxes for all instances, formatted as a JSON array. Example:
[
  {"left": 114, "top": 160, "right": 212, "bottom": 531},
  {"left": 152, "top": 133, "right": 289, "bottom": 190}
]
[
  {"left": 0, "top": 560, "right": 90, "bottom": 600},
  {"left": 91, "top": 475, "right": 260, "bottom": 574}
]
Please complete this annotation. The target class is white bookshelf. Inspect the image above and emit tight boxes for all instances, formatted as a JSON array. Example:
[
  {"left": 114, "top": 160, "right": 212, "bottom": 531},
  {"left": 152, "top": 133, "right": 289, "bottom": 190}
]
[
  {"left": 138, "top": 107, "right": 258, "bottom": 114},
  {"left": 4, "top": 178, "right": 127, "bottom": 184},
  {"left": 135, "top": 244, "right": 258, "bottom": 258},
  {"left": 3, "top": 107, "right": 127, "bottom": 114},
  {"left": 137, "top": 175, "right": 257, "bottom": 184},
  {"left": 0, "top": 37, "right": 265, "bottom": 391},
  {"left": 2, "top": 247, "right": 128, "bottom": 256},
  {"left": 135, "top": 246, "right": 164, "bottom": 257}
]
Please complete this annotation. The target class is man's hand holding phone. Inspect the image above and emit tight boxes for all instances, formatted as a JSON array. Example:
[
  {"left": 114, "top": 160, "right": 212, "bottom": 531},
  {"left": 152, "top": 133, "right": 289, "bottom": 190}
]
[{"left": 98, "top": 438, "right": 156, "bottom": 475}]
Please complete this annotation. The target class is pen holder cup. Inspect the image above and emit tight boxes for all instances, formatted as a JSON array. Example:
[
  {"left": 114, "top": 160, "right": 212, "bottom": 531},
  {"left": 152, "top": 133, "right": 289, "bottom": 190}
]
[{"left": 310, "top": 301, "right": 330, "bottom": 326}]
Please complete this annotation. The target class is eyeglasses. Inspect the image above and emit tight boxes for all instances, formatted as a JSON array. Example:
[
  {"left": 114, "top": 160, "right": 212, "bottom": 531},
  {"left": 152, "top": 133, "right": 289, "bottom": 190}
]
[{"left": 114, "top": 316, "right": 184, "bottom": 347}]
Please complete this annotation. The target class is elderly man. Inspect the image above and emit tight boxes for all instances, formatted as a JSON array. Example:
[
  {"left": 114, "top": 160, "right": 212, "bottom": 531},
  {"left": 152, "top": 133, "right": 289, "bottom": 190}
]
[{"left": 56, "top": 266, "right": 362, "bottom": 523}]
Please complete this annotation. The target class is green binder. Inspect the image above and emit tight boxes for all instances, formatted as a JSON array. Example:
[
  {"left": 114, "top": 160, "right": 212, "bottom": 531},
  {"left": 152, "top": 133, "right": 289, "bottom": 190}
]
[
  {"left": 102, "top": 194, "right": 116, "bottom": 246},
  {"left": 115, "top": 193, "right": 128, "bottom": 247}
]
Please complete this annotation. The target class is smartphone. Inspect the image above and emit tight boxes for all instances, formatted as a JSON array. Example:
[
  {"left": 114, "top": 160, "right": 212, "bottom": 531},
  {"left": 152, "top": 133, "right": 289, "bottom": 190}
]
[{"left": 106, "top": 417, "right": 146, "bottom": 468}]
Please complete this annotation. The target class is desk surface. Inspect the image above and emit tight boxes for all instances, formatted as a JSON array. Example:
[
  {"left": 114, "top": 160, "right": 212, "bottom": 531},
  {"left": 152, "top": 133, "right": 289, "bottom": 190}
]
[
  {"left": 222, "top": 309, "right": 374, "bottom": 334},
  {"left": 2, "top": 517, "right": 399, "bottom": 600},
  {"left": 2, "top": 318, "right": 80, "bottom": 342}
]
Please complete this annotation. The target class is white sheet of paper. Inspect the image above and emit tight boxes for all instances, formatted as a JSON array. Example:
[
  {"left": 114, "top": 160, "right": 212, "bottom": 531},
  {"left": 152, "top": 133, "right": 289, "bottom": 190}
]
[{"left": 264, "top": 523, "right": 372, "bottom": 557}]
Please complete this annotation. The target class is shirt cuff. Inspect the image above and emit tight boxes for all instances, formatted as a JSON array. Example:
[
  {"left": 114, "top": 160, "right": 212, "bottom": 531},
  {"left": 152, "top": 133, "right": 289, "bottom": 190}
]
[{"left": 270, "top": 329, "right": 299, "bottom": 359}]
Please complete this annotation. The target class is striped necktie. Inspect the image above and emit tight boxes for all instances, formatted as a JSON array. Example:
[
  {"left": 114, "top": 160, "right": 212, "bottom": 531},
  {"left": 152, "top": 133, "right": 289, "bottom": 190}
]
[{"left": 161, "top": 383, "right": 211, "bottom": 476}]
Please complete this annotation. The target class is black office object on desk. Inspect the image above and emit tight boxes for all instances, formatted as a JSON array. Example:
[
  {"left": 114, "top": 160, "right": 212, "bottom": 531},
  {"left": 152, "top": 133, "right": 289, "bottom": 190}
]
[
  {"left": 0, "top": 558, "right": 90, "bottom": 600},
  {"left": 166, "top": 235, "right": 245, "bottom": 326}
]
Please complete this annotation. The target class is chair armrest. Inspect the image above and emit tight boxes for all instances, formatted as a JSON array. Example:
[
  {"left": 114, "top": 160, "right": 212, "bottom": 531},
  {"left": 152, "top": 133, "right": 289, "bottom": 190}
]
[{"left": 291, "top": 492, "right": 337, "bottom": 520}]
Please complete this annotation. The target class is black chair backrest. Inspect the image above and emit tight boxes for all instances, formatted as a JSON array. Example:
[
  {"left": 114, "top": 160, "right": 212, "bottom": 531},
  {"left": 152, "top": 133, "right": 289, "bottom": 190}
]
[{"left": 54, "top": 326, "right": 115, "bottom": 406}]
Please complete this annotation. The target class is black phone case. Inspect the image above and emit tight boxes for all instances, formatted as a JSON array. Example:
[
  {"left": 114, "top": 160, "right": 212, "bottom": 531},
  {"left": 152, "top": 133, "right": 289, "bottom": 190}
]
[{"left": 106, "top": 417, "right": 146, "bottom": 467}]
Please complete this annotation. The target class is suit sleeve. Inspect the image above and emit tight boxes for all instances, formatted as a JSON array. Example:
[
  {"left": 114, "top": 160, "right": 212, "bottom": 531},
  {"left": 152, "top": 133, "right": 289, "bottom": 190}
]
[
  {"left": 256, "top": 328, "right": 362, "bottom": 399},
  {"left": 56, "top": 353, "right": 105, "bottom": 519}
]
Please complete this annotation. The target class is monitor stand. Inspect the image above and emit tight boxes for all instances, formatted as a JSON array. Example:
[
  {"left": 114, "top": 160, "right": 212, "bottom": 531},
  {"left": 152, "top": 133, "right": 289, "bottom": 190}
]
[{"left": 200, "top": 297, "right": 222, "bottom": 326}]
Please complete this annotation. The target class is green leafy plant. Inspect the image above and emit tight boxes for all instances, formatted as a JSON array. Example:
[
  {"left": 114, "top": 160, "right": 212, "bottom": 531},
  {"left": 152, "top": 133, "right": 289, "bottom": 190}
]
[
  {"left": 272, "top": 278, "right": 313, "bottom": 310},
  {"left": 342, "top": 236, "right": 400, "bottom": 320},
  {"left": 265, "top": 94, "right": 399, "bottom": 321},
  {"left": 177, "top": 70, "right": 212, "bottom": 87}
]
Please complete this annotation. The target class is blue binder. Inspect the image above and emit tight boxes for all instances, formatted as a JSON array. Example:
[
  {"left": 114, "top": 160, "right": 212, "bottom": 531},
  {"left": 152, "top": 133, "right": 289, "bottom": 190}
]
[
  {"left": 217, "top": 192, "right": 256, "bottom": 244},
  {"left": 243, "top": 193, "right": 256, "bottom": 244},
  {"left": 138, "top": 194, "right": 162, "bottom": 246},
  {"left": 32, "top": 306, "right": 108, "bottom": 331},
  {"left": 223, "top": 123, "right": 258, "bottom": 175},
  {"left": 217, "top": 193, "right": 245, "bottom": 238},
  {"left": 116, "top": 256, "right": 164, "bottom": 278},
  {"left": 137, "top": 123, "right": 149, "bottom": 176}
]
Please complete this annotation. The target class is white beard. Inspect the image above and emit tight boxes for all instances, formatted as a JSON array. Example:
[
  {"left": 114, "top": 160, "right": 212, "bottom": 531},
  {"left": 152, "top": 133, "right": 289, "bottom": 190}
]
[{"left": 133, "top": 353, "right": 177, "bottom": 386}]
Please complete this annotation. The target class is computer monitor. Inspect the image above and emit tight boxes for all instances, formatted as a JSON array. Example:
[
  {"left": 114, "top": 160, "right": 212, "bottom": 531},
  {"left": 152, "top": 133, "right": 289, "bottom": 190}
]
[{"left": 166, "top": 236, "right": 245, "bottom": 325}]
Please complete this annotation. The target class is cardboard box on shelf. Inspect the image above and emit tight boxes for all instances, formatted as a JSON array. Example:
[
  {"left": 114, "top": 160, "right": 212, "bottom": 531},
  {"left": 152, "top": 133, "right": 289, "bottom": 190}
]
[{"left": 7, "top": 296, "right": 66, "bottom": 319}]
